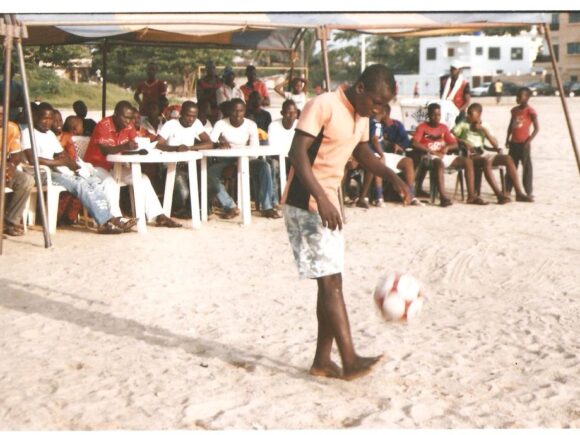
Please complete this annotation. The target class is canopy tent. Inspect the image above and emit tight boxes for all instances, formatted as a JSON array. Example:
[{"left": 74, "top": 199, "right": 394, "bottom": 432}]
[{"left": 2, "top": 12, "right": 579, "bottom": 253}]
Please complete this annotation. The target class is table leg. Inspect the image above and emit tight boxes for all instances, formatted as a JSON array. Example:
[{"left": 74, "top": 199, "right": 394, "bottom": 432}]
[
  {"left": 200, "top": 157, "right": 208, "bottom": 222},
  {"left": 131, "top": 162, "right": 147, "bottom": 233},
  {"left": 163, "top": 162, "right": 177, "bottom": 216},
  {"left": 278, "top": 154, "right": 286, "bottom": 195},
  {"left": 113, "top": 163, "right": 122, "bottom": 183},
  {"left": 240, "top": 156, "right": 251, "bottom": 226},
  {"left": 188, "top": 160, "right": 201, "bottom": 229}
]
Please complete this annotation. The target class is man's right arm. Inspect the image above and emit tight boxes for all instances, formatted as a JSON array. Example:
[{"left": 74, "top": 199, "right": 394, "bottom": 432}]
[
  {"left": 288, "top": 130, "right": 342, "bottom": 230},
  {"left": 98, "top": 141, "right": 137, "bottom": 155}
]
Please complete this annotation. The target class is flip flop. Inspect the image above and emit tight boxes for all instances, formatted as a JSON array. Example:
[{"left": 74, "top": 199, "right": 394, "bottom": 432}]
[
  {"left": 156, "top": 216, "right": 183, "bottom": 228},
  {"left": 467, "top": 197, "right": 489, "bottom": 205},
  {"left": 3, "top": 223, "right": 24, "bottom": 236},
  {"left": 97, "top": 222, "right": 123, "bottom": 235},
  {"left": 440, "top": 198, "right": 453, "bottom": 207},
  {"left": 260, "top": 208, "right": 282, "bottom": 219},
  {"left": 221, "top": 207, "right": 240, "bottom": 219}
]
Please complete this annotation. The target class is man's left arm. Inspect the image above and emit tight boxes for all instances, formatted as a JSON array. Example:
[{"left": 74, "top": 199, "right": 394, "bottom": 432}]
[
  {"left": 352, "top": 142, "right": 411, "bottom": 205},
  {"left": 526, "top": 112, "right": 540, "bottom": 147},
  {"left": 460, "top": 84, "right": 471, "bottom": 112}
]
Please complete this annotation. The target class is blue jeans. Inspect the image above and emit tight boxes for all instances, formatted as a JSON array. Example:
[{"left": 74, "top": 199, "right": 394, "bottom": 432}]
[
  {"left": 52, "top": 172, "right": 113, "bottom": 225},
  {"left": 208, "top": 158, "right": 275, "bottom": 211}
]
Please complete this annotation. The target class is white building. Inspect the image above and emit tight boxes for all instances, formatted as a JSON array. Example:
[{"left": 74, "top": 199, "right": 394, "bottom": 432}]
[{"left": 397, "top": 33, "right": 542, "bottom": 97}]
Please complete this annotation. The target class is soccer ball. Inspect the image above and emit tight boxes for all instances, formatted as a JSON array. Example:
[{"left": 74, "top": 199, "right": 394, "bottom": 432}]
[{"left": 374, "top": 272, "right": 425, "bottom": 322}]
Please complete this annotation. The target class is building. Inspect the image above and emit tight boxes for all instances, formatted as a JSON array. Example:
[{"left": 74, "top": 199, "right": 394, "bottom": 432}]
[{"left": 536, "top": 12, "right": 580, "bottom": 84}]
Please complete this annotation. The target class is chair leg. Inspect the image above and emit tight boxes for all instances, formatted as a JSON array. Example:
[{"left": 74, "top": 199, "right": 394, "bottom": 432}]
[
  {"left": 47, "top": 191, "right": 59, "bottom": 234},
  {"left": 459, "top": 170, "right": 465, "bottom": 201},
  {"left": 429, "top": 166, "right": 437, "bottom": 204},
  {"left": 28, "top": 192, "right": 37, "bottom": 226},
  {"left": 474, "top": 167, "right": 483, "bottom": 197}
]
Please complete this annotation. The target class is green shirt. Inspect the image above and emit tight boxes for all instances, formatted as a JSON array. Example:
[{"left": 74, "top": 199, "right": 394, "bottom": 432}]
[{"left": 452, "top": 121, "right": 492, "bottom": 151}]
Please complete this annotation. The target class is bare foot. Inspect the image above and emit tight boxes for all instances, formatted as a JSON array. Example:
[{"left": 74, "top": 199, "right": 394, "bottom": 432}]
[
  {"left": 309, "top": 361, "right": 342, "bottom": 378},
  {"left": 516, "top": 194, "right": 534, "bottom": 203},
  {"left": 342, "top": 354, "right": 383, "bottom": 381}
]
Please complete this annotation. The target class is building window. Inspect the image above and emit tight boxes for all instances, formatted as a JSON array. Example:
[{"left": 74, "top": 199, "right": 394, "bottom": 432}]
[
  {"left": 489, "top": 47, "right": 501, "bottom": 60},
  {"left": 475, "top": 47, "right": 483, "bottom": 55},
  {"left": 569, "top": 12, "right": 580, "bottom": 23},
  {"left": 550, "top": 13, "right": 559, "bottom": 31},
  {"left": 554, "top": 44, "right": 559, "bottom": 62},
  {"left": 571, "top": 75, "right": 578, "bottom": 82},
  {"left": 426, "top": 48, "right": 436, "bottom": 60},
  {"left": 511, "top": 47, "right": 523, "bottom": 60},
  {"left": 447, "top": 48, "right": 455, "bottom": 57},
  {"left": 568, "top": 42, "right": 580, "bottom": 55}
]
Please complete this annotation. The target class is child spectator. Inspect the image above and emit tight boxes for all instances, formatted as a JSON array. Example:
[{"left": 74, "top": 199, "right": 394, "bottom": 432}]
[
  {"left": 505, "top": 87, "right": 538, "bottom": 199},
  {"left": 452, "top": 103, "right": 533, "bottom": 204},
  {"left": 72, "top": 100, "right": 97, "bottom": 136},
  {"left": 216, "top": 66, "right": 244, "bottom": 106},
  {"left": 56, "top": 116, "right": 84, "bottom": 225},
  {"left": 412, "top": 103, "right": 487, "bottom": 207},
  {"left": 274, "top": 76, "right": 308, "bottom": 111}
]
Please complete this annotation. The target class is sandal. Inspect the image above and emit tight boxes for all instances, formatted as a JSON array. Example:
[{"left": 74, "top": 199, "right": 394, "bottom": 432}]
[
  {"left": 221, "top": 207, "right": 240, "bottom": 220},
  {"left": 440, "top": 198, "right": 453, "bottom": 208},
  {"left": 516, "top": 194, "right": 534, "bottom": 203},
  {"left": 3, "top": 223, "right": 24, "bottom": 237},
  {"left": 261, "top": 208, "right": 282, "bottom": 219},
  {"left": 155, "top": 215, "right": 182, "bottom": 228},
  {"left": 97, "top": 221, "right": 123, "bottom": 235},
  {"left": 467, "top": 197, "right": 489, "bottom": 206},
  {"left": 497, "top": 194, "right": 512, "bottom": 205},
  {"left": 118, "top": 217, "right": 138, "bottom": 232}
]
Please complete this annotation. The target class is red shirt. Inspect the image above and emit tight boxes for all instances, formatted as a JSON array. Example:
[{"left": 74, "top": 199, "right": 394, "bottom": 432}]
[
  {"left": 510, "top": 105, "right": 537, "bottom": 143},
  {"left": 413, "top": 122, "right": 456, "bottom": 152},
  {"left": 135, "top": 79, "right": 167, "bottom": 114},
  {"left": 84, "top": 117, "right": 137, "bottom": 171},
  {"left": 241, "top": 80, "right": 269, "bottom": 102}
]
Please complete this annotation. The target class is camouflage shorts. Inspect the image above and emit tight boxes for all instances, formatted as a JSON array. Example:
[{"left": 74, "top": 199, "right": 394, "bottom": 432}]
[{"left": 283, "top": 204, "right": 344, "bottom": 280}]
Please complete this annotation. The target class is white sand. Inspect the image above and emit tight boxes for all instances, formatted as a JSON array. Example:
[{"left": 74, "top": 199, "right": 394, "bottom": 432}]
[{"left": 1, "top": 96, "right": 579, "bottom": 429}]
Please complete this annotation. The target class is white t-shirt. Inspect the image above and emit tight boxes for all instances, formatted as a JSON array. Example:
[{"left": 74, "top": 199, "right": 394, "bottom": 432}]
[
  {"left": 203, "top": 119, "right": 213, "bottom": 135},
  {"left": 283, "top": 91, "right": 307, "bottom": 111},
  {"left": 210, "top": 118, "right": 259, "bottom": 148},
  {"left": 216, "top": 84, "right": 245, "bottom": 106},
  {"left": 158, "top": 118, "right": 206, "bottom": 146},
  {"left": 267, "top": 118, "right": 297, "bottom": 156},
  {"left": 21, "top": 127, "right": 74, "bottom": 175}
]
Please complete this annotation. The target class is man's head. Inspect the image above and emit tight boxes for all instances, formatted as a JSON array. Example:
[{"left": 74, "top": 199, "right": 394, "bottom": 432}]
[
  {"left": 63, "top": 115, "right": 84, "bottom": 135},
  {"left": 72, "top": 100, "right": 88, "bottom": 118},
  {"left": 467, "top": 103, "right": 483, "bottom": 124},
  {"left": 247, "top": 91, "right": 262, "bottom": 111},
  {"left": 350, "top": 64, "right": 396, "bottom": 118},
  {"left": 427, "top": 102, "right": 441, "bottom": 124},
  {"left": 205, "top": 61, "right": 216, "bottom": 78},
  {"left": 34, "top": 102, "right": 54, "bottom": 133},
  {"left": 146, "top": 63, "right": 157, "bottom": 80},
  {"left": 179, "top": 100, "right": 198, "bottom": 128},
  {"left": 450, "top": 61, "right": 462, "bottom": 79},
  {"left": 113, "top": 100, "right": 134, "bottom": 131},
  {"left": 52, "top": 110, "right": 63, "bottom": 135},
  {"left": 228, "top": 98, "right": 246, "bottom": 126},
  {"left": 516, "top": 87, "right": 531, "bottom": 105},
  {"left": 291, "top": 77, "right": 304, "bottom": 93},
  {"left": 223, "top": 66, "right": 236, "bottom": 86},
  {"left": 144, "top": 101, "right": 161, "bottom": 121},
  {"left": 280, "top": 100, "right": 298, "bottom": 127},
  {"left": 245, "top": 65, "right": 257, "bottom": 82}
]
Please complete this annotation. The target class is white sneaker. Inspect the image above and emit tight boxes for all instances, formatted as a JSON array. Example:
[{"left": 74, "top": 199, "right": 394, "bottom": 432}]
[
  {"left": 375, "top": 198, "right": 384, "bottom": 208},
  {"left": 410, "top": 198, "right": 425, "bottom": 206}
]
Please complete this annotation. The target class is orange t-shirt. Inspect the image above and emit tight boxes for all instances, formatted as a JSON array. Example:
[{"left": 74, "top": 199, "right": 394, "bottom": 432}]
[
  {"left": 282, "top": 85, "right": 369, "bottom": 212},
  {"left": 58, "top": 132, "right": 78, "bottom": 160},
  {"left": 1, "top": 121, "right": 22, "bottom": 155}
]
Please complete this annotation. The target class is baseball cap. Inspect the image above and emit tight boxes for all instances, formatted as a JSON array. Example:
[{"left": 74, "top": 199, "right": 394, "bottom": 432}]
[{"left": 450, "top": 60, "right": 463, "bottom": 70}]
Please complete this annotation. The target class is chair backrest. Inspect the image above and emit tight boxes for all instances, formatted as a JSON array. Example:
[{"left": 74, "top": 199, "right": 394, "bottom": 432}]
[{"left": 72, "top": 136, "right": 91, "bottom": 159}]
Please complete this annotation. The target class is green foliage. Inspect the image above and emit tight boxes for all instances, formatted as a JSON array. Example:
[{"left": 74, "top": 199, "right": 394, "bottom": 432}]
[
  {"left": 368, "top": 36, "right": 419, "bottom": 74},
  {"left": 23, "top": 45, "right": 91, "bottom": 67}
]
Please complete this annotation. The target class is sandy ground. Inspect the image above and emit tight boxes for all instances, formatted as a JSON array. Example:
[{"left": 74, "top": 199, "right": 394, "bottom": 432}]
[{"left": 1, "top": 96, "right": 579, "bottom": 429}]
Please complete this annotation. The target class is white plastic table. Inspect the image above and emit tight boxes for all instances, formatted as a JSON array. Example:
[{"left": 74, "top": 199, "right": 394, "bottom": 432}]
[
  {"left": 199, "top": 146, "right": 286, "bottom": 226},
  {"left": 107, "top": 150, "right": 202, "bottom": 233}
]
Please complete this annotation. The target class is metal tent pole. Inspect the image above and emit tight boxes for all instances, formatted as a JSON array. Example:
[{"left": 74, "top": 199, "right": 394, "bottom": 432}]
[
  {"left": 11, "top": 14, "right": 51, "bottom": 247},
  {"left": 543, "top": 23, "right": 580, "bottom": 176},
  {"left": 101, "top": 38, "right": 108, "bottom": 119},
  {"left": 0, "top": 17, "right": 14, "bottom": 254},
  {"left": 318, "top": 26, "right": 331, "bottom": 92}
]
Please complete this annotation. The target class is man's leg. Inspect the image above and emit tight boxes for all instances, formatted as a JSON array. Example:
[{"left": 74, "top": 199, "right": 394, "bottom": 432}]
[
  {"left": 249, "top": 158, "right": 274, "bottom": 211},
  {"left": 492, "top": 154, "right": 532, "bottom": 201},
  {"left": 120, "top": 167, "right": 165, "bottom": 221},
  {"left": 208, "top": 159, "right": 237, "bottom": 211},
  {"left": 451, "top": 157, "right": 486, "bottom": 204},
  {"left": 414, "top": 159, "right": 429, "bottom": 197},
  {"left": 315, "top": 273, "right": 382, "bottom": 380},
  {"left": 94, "top": 167, "right": 123, "bottom": 218},
  {"left": 521, "top": 145, "right": 533, "bottom": 197},
  {"left": 267, "top": 157, "right": 280, "bottom": 207},
  {"left": 4, "top": 171, "right": 34, "bottom": 226},
  {"left": 357, "top": 169, "right": 372, "bottom": 208},
  {"left": 433, "top": 158, "right": 450, "bottom": 206},
  {"left": 474, "top": 156, "right": 509, "bottom": 203},
  {"left": 505, "top": 143, "right": 522, "bottom": 194}
]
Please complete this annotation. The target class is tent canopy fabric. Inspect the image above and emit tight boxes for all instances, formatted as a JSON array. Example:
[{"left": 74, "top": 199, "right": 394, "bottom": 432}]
[{"left": 15, "top": 12, "right": 549, "bottom": 49}]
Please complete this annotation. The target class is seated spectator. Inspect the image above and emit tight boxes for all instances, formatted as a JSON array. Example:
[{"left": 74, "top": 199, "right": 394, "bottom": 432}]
[
  {"left": 155, "top": 101, "right": 213, "bottom": 218},
  {"left": 208, "top": 98, "right": 281, "bottom": 219},
  {"left": 241, "top": 65, "right": 270, "bottom": 107},
  {"left": 56, "top": 116, "right": 84, "bottom": 225},
  {"left": 1, "top": 103, "right": 34, "bottom": 236},
  {"left": 274, "top": 76, "right": 308, "bottom": 112},
  {"left": 245, "top": 91, "right": 272, "bottom": 143},
  {"left": 412, "top": 103, "right": 487, "bottom": 207},
  {"left": 358, "top": 104, "right": 421, "bottom": 208},
  {"left": 21, "top": 103, "right": 132, "bottom": 234},
  {"left": 139, "top": 101, "right": 165, "bottom": 141},
  {"left": 72, "top": 100, "right": 97, "bottom": 136},
  {"left": 51, "top": 110, "right": 64, "bottom": 136},
  {"left": 83, "top": 100, "right": 181, "bottom": 228},
  {"left": 453, "top": 103, "right": 533, "bottom": 204},
  {"left": 134, "top": 63, "right": 167, "bottom": 115},
  {"left": 197, "top": 99, "right": 214, "bottom": 134},
  {"left": 216, "top": 66, "right": 244, "bottom": 106}
]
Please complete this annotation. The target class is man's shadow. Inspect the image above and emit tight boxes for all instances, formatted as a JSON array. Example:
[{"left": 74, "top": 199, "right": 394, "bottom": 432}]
[{"left": 0, "top": 279, "right": 309, "bottom": 380}]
